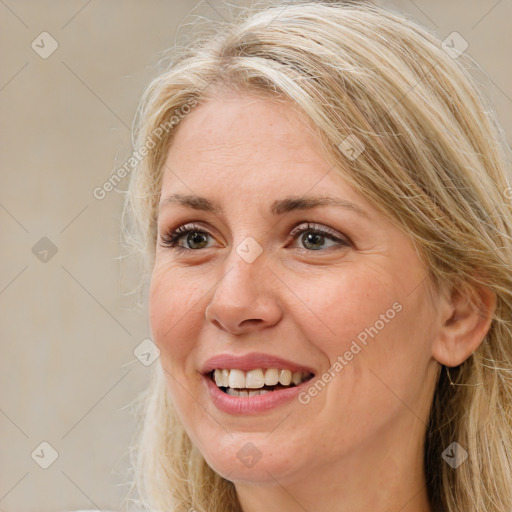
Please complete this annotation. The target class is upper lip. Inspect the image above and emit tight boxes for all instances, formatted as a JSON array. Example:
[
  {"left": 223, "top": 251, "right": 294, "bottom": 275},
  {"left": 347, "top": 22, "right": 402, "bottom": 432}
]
[{"left": 200, "top": 352, "right": 316, "bottom": 375}]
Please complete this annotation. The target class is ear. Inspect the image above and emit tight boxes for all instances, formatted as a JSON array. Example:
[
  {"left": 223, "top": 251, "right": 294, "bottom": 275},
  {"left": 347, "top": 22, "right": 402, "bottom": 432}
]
[{"left": 431, "top": 281, "right": 497, "bottom": 367}]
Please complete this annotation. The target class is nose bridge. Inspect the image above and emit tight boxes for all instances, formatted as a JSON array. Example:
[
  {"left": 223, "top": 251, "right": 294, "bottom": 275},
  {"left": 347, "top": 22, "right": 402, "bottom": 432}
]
[
  {"left": 216, "top": 239, "right": 266, "bottom": 304},
  {"left": 206, "top": 238, "right": 282, "bottom": 333}
]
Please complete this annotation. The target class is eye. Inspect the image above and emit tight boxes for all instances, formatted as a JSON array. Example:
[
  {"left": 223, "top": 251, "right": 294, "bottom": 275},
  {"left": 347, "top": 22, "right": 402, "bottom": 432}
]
[
  {"left": 158, "top": 222, "right": 350, "bottom": 253},
  {"left": 288, "top": 222, "right": 350, "bottom": 251},
  {"left": 159, "top": 223, "right": 214, "bottom": 252}
]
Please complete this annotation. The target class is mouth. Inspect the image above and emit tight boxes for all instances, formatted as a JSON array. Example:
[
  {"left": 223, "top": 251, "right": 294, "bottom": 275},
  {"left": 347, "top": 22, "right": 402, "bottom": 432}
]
[{"left": 208, "top": 368, "right": 315, "bottom": 397}]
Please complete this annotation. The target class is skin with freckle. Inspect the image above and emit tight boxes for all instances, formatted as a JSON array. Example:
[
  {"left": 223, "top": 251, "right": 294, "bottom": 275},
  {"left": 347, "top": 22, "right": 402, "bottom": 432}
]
[{"left": 148, "top": 91, "right": 443, "bottom": 511}]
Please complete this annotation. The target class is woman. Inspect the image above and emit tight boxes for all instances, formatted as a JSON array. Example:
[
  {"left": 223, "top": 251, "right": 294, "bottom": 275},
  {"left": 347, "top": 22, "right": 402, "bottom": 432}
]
[{"left": 121, "top": 1, "right": 512, "bottom": 511}]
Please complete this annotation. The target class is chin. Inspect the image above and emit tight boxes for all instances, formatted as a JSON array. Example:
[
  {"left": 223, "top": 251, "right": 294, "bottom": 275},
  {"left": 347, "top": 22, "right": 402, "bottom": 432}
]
[{"left": 200, "top": 440, "right": 301, "bottom": 485}]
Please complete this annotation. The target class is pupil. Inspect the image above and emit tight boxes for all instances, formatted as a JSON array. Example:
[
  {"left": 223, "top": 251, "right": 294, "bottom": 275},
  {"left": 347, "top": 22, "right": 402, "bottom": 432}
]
[
  {"left": 188, "top": 232, "right": 207, "bottom": 249},
  {"left": 303, "top": 232, "right": 323, "bottom": 250}
]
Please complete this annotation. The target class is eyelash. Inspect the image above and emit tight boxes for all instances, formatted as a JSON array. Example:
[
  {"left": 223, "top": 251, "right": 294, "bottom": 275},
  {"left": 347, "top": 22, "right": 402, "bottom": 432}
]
[{"left": 159, "top": 222, "right": 350, "bottom": 253}]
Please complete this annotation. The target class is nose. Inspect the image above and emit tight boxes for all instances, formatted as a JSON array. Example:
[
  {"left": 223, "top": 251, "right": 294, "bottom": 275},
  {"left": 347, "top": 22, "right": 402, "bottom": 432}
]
[{"left": 205, "top": 254, "right": 283, "bottom": 335}]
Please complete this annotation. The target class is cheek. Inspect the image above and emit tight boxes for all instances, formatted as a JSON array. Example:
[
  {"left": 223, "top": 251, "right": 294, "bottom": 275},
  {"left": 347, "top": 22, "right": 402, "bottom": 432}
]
[
  {"left": 291, "top": 265, "right": 399, "bottom": 355},
  {"left": 148, "top": 264, "right": 205, "bottom": 365},
  {"left": 293, "top": 261, "right": 432, "bottom": 407},
  {"left": 307, "top": 265, "right": 434, "bottom": 420}
]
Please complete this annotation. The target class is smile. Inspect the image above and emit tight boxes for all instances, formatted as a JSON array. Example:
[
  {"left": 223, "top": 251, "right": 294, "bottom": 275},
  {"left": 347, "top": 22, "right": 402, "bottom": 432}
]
[
  {"left": 201, "top": 352, "right": 317, "bottom": 414},
  {"left": 210, "top": 368, "right": 314, "bottom": 397}
]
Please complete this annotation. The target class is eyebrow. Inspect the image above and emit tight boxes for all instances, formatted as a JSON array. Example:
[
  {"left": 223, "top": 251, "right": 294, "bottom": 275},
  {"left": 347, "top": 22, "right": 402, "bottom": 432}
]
[{"left": 158, "top": 193, "right": 369, "bottom": 218}]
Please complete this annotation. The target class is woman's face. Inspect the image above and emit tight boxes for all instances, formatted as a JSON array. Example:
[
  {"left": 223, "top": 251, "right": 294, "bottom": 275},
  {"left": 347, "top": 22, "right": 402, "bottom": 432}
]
[{"left": 149, "top": 91, "right": 442, "bottom": 487}]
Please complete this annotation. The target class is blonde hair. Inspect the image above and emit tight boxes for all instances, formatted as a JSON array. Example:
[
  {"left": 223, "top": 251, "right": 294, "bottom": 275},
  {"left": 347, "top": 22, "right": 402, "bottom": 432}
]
[{"left": 120, "top": 2, "right": 512, "bottom": 511}]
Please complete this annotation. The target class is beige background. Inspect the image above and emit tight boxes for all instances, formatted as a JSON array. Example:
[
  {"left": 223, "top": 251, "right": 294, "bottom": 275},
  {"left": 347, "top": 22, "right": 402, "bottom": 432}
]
[{"left": 0, "top": 1, "right": 510, "bottom": 511}]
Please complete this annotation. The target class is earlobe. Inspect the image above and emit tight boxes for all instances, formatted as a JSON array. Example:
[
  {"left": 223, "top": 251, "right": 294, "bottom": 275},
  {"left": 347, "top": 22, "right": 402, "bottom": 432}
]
[{"left": 432, "top": 282, "right": 497, "bottom": 368}]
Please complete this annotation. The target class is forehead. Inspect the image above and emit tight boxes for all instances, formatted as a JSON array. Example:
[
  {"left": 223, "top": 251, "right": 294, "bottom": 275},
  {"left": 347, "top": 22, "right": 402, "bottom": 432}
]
[
  {"left": 162, "top": 93, "right": 368, "bottom": 213},
  {"left": 168, "top": 90, "right": 317, "bottom": 152}
]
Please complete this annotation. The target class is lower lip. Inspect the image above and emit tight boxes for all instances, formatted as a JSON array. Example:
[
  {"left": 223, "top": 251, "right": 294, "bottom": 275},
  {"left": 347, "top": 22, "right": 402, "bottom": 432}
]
[{"left": 203, "top": 374, "right": 312, "bottom": 415}]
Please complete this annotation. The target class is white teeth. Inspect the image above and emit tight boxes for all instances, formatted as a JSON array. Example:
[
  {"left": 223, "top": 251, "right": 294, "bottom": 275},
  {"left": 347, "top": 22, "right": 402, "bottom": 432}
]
[
  {"left": 246, "top": 369, "right": 265, "bottom": 388},
  {"left": 211, "top": 367, "right": 312, "bottom": 394},
  {"left": 292, "top": 371, "right": 303, "bottom": 385},
  {"left": 226, "top": 388, "right": 272, "bottom": 397},
  {"left": 278, "top": 369, "right": 292, "bottom": 386},
  {"left": 228, "top": 369, "right": 245, "bottom": 389},
  {"left": 264, "top": 368, "right": 279, "bottom": 386}
]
